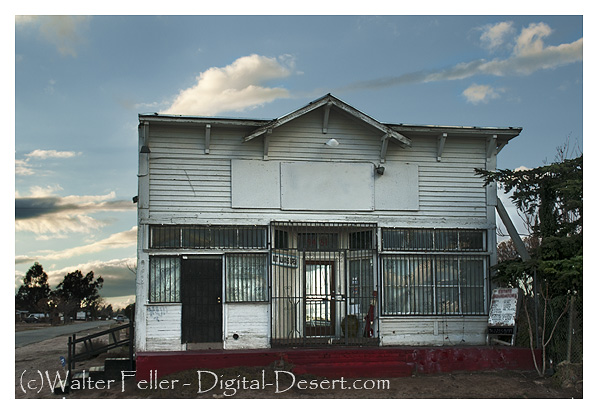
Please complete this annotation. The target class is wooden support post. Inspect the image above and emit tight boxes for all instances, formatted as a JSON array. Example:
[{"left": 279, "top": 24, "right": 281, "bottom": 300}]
[
  {"left": 486, "top": 134, "right": 498, "bottom": 159},
  {"left": 263, "top": 128, "right": 272, "bottom": 160},
  {"left": 437, "top": 132, "right": 447, "bottom": 162},
  {"left": 204, "top": 124, "right": 211, "bottom": 154},
  {"left": 496, "top": 198, "right": 531, "bottom": 261},
  {"left": 380, "top": 133, "right": 390, "bottom": 163},
  {"left": 322, "top": 102, "right": 332, "bottom": 134}
]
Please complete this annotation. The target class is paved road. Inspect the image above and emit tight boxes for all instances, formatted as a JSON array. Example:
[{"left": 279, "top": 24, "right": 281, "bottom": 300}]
[{"left": 15, "top": 320, "right": 115, "bottom": 348}]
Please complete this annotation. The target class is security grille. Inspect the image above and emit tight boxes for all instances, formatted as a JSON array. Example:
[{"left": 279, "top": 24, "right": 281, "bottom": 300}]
[{"left": 270, "top": 222, "right": 379, "bottom": 347}]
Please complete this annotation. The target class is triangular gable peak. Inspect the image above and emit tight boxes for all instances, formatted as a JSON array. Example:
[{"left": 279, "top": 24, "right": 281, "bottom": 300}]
[{"left": 242, "top": 94, "right": 412, "bottom": 153}]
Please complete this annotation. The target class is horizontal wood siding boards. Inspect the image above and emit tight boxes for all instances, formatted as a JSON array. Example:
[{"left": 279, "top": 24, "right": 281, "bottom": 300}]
[
  {"left": 268, "top": 110, "right": 381, "bottom": 161},
  {"left": 147, "top": 114, "right": 489, "bottom": 223},
  {"left": 224, "top": 303, "right": 269, "bottom": 349},
  {"left": 379, "top": 316, "right": 488, "bottom": 346},
  {"left": 145, "top": 304, "right": 184, "bottom": 351}
]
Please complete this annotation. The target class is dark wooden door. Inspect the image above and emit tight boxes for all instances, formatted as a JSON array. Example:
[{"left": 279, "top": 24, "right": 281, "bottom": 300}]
[{"left": 181, "top": 256, "right": 222, "bottom": 343}]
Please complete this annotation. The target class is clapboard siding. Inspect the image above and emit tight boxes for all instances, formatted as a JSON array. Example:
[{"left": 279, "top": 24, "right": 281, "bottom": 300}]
[
  {"left": 224, "top": 304, "right": 269, "bottom": 349},
  {"left": 379, "top": 316, "right": 488, "bottom": 346},
  {"left": 146, "top": 109, "right": 489, "bottom": 225},
  {"left": 145, "top": 304, "right": 184, "bottom": 351}
]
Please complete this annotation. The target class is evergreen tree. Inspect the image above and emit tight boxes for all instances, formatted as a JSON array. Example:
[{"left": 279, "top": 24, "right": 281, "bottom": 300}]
[
  {"left": 15, "top": 262, "right": 52, "bottom": 312},
  {"left": 476, "top": 155, "right": 582, "bottom": 375}
]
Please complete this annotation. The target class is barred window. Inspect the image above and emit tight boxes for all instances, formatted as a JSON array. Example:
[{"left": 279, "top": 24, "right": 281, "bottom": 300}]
[
  {"left": 149, "top": 256, "right": 180, "bottom": 303},
  {"left": 382, "top": 254, "right": 486, "bottom": 315},
  {"left": 382, "top": 228, "right": 486, "bottom": 252},
  {"left": 150, "top": 225, "right": 267, "bottom": 249},
  {"left": 297, "top": 233, "right": 339, "bottom": 251},
  {"left": 226, "top": 254, "right": 268, "bottom": 302}
]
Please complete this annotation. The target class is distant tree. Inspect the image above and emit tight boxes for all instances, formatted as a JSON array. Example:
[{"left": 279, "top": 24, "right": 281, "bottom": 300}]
[
  {"left": 54, "top": 270, "right": 104, "bottom": 320},
  {"left": 497, "top": 235, "right": 540, "bottom": 263},
  {"left": 15, "top": 262, "right": 52, "bottom": 313},
  {"left": 476, "top": 154, "right": 582, "bottom": 376},
  {"left": 123, "top": 303, "right": 135, "bottom": 321}
]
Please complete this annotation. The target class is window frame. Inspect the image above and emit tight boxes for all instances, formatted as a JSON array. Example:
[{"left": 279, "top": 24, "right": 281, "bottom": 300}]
[
  {"left": 148, "top": 255, "right": 181, "bottom": 303},
  {"left": 224, "top": 253, "right": 269, "bottom": 303},
  {"left": 380, "top": 253, "right": 488, "bottom": 316}
]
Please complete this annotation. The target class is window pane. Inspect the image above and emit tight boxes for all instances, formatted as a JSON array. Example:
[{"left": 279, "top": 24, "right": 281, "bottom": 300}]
[
  {"left": 182, "top": 226, "right": 210, "bottom": 248},
  {"left": 460, "top": 257, "right": 486, "bottom": 314},
  {"left": 151, "top": 226, "right": 180, "bottom": 248},
  {"left": 382, "top": 255, "right": 434, "bottom": 315},
  {"left": 382, "top": 229, "right": 434, "bottom": 251},
  {"left": 435, "top": 230, "right": 458, "bottom": 250},
  {"left": 459, "top": 230, "right": 486, "bottom": 251},
  {"left": 349, "top": 230, "right": 374, "bottom": 250},
  {"left": 348, "top": 258, "right": 374, "bottom": 315},
  {"left": 298, "top": 233, "right": 339, "bottom": 251},
  {"left": 382, "top": 254, "right": 486, "bottom": 315},
  {"left": 149, "top": 257, "right": 180, "bottom": 302},
  {"left": 226, "top": 254, "right": 268, "bottom": 302}
]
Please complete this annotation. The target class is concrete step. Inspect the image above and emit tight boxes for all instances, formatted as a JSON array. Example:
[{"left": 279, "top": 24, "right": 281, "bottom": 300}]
[{"left": 105, "top": 357, "right": 134, "bottom": 380}]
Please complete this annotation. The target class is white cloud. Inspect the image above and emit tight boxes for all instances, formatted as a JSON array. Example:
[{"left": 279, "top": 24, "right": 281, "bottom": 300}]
[
  {"left": 480, "top": 21, "right": 515, "bottom": 51},
  {"left": 15, "top": 159, "right": 35, "bottom": 176},
  {"left": 15, "top": 188, "right": 135, "bottom": 238},
  {"left": 462, "top": 83, "right": 502, "bottom": 104},
  {"left": 344, "top": 22, "right": 582, "bottom": 91},
  {"left": 164, "top": 54, "right": 294, "bottom": 116},
  {"left": 15, "top": 227, "right": 137, "bottom": 264},
  {"left": 26, "top": 149, "right": 80, "bottom": 159},
  {"left": 16, "top": 149, "right": 81, "bottom": 177},
  {"left": 514, "top": 22, "right": 552, "bottom": 57}
]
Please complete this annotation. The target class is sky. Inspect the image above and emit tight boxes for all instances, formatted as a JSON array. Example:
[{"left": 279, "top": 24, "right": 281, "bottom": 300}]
[{"left": 12, "top": 10, "right": 586, "bottom": 309}]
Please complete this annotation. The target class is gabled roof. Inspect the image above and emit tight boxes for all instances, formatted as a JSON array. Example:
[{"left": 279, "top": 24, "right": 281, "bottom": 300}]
[{"left": 242, "top": 93, "right": 412, "bottom": 147}]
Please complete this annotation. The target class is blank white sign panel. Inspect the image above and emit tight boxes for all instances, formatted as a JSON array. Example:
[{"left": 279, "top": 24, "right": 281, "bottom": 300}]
[
  {"left": 374, "top": 162, "right": 419, "bottom": 211},
  {"left": 280, "top": 162, "right": 374, "bottom": 211},
  {"left": 231, "top": 160, "right": 280, "bottom": 208}
]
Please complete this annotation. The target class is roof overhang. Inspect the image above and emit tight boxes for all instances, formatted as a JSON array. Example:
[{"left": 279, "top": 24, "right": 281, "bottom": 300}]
[{"left": 242, "top": 94, "right": 412, "bottom": 147}]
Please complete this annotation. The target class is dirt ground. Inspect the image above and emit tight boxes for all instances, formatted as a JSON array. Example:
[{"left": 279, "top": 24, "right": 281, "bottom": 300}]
[{"left": 15, "top": 324, "right": 583, "bottom": 400}]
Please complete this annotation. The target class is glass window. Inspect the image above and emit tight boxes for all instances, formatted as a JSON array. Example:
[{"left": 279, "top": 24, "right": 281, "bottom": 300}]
[
  {"left": 348, "top": 258, "right": 374, "bottom": 313},
  {"left": 349, "top": 230, "right": 374, "bottom": 250},
  {"left": 274, "top": 229, "right": 289, "bottom": 249},
  {"left": 151, "top": 226, "right": 180, "bottom": 248},
  {"left": 150, "top": 225, "right": 267, "bottom": 249},
  {"left": 149, "top": 256, "right": 180, "bottom": 302},
  {"left": 382, "top": 254, "right": 486, "bottom": 315},
  {"left": 459, "top": 231, "right": 486, "bottom": 251},
  {"left": 382, "top": 228, "right": 486, "bottom": 252},
  {"left": 298, "top": 233, "right": 339, "bottom": 251},
  {"left": 382, "top": 229, "right": 434, "bottom": 251},
  {"left": 226, "top": 254, "right": 268, "bottom": 302}
]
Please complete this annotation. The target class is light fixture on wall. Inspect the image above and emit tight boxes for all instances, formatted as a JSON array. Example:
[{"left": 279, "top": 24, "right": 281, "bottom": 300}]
[
  {"left": 376, "top": 165, "right": 385, "bottom": 175},
  {"left": 325, "top": 138, "right": 339, "bottom": 147},
  {"left": 140, "top": 145, "right": 151, "bottom": 153}
]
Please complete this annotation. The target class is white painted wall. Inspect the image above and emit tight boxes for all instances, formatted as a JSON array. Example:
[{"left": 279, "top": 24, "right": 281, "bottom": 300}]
[
  {"left": 138, "top": 105, "right": 503, "bottom": 350},
  {"left": 145, "top": 110, "right": 488, "bottom": 228},
  {"left": 145, "top": 304, "right": 184, "bottom": 351},
  {"left": 379, "top": 316, "right": 488, "bottom": 346},
  {"left": 224, "top": 303, "right": 270, "bottom": 349}
]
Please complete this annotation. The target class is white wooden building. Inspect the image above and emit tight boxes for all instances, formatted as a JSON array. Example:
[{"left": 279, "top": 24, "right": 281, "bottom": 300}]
[{"left": 134, "top": 94, "right": 522, "bottom": 353}]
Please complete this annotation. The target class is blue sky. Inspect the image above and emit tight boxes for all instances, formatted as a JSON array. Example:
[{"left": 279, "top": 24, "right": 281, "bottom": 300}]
[{"left": 12, "top": 13, "right": 584, "bottom": 309}]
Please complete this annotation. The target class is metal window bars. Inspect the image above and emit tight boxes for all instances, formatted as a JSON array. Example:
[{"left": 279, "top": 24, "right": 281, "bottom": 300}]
[{"left": 270, "top": 222, "right": 379, "bottom": 347}]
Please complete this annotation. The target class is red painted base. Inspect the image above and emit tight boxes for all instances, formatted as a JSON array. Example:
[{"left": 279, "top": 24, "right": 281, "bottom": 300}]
[{"left": 135, "top": 347, "right": 541, "bottom": 381}]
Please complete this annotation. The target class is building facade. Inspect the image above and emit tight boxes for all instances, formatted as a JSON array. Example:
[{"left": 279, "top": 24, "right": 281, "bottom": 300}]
[{"left": 134, "top": 94, "right": 521, "bottom": 353}]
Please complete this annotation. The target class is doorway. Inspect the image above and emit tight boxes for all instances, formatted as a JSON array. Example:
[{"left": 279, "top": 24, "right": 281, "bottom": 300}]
[
  {"left": 304, "top": 261, "right": 335, "bottom": 337},
  {"left": 181, "top": 256, "right": 222, "bottom": 344}
]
